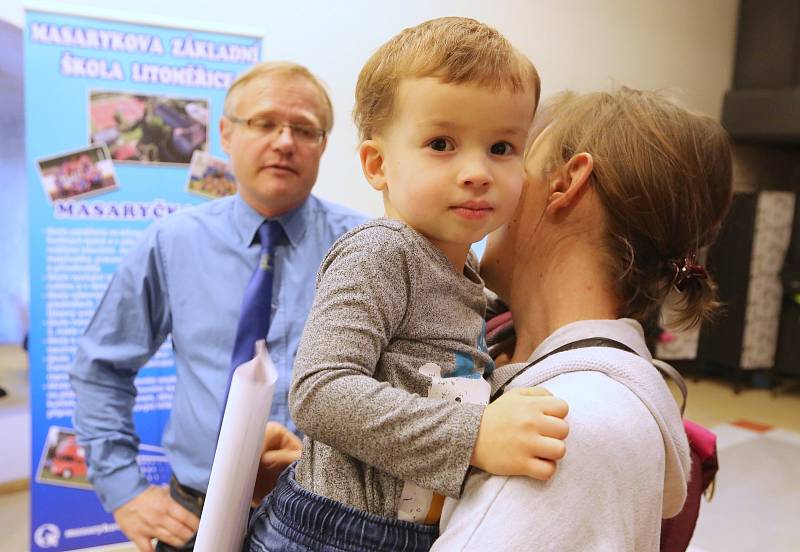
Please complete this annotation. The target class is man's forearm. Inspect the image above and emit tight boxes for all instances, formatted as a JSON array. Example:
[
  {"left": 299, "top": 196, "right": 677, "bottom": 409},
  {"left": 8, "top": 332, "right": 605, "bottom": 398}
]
[{"left": 71, "top": 359, "right": 148, "bottom": 512}]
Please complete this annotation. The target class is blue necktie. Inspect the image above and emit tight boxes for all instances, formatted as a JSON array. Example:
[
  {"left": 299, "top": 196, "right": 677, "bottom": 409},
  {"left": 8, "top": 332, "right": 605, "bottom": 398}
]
[
  {"left": 215, "top": 220, "right": 284, "bottom": 445},
  {"left": 229, "top": 219, "right": 284, "bottom": 373}
]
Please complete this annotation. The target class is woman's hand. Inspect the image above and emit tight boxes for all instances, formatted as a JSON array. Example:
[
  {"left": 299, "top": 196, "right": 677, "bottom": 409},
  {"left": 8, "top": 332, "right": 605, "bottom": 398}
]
[{"left": 470, "top": 386, "right": 569, "bottom": 480}]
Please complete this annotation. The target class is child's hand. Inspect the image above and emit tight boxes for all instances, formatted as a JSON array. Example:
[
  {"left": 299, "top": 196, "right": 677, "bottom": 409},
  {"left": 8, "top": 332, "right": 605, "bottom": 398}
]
[{"left": 470, "top": 386, "right": 569, "bottom": 480}]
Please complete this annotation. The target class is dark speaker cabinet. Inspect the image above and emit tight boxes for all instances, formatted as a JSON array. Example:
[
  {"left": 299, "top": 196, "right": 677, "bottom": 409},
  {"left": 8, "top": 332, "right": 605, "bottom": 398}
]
[
  {"left": 697, "top": 191, "right": 797, "bottom": 390},
  {"left": 774, "top": 197, "right": 800, "bottom": 384}
]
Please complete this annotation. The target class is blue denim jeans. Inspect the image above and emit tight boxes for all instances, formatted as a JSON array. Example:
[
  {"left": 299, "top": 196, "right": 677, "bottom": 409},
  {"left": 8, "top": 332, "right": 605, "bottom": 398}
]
[{"left": 245, "top": 465, "right": 438, "bottom": 552}]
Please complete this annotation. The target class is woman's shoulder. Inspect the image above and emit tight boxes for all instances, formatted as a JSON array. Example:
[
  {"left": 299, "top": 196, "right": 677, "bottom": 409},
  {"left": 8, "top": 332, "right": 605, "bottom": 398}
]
[
  {"left": 522, "top": 349, "right": 690, "bottom": 518},
  {"left": 436, "top": 371, "right": 665, "bottom": 551},
  {"left": 510, "top": 350, "right": 667, "bottom": 454},
  {"left": 543, "top": 371, "right": 662, "bottom": 447},
  {"left": 510, "top": 343, "right": 671, "bottom": 417}
]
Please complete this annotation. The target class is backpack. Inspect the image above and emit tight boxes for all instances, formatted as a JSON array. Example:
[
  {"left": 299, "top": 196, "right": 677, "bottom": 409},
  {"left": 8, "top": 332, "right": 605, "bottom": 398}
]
[
  {"left": 489, "top": 335, "right": 718, "bottom": 552},
  {"left": 651, "top": 359, "right": 718, "bottom": 552}
]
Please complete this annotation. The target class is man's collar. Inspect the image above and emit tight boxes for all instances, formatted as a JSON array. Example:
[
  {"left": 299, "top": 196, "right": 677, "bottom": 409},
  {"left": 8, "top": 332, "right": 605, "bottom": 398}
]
[
  {"left": 233, "top": 193, "right": 312, "bottom": 247},
  {"left": 233, "top": 194, "right": 265, "bottom": 247},
  {"left": 275, "top": 196, "right": 312, "bottom": 247}
]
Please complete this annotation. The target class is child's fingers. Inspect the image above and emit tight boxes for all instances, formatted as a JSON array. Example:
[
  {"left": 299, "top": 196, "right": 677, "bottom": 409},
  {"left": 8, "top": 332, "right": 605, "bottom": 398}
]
[
  {"left": 531, "top": 396, "right": 569, "bottom": 419},
  {"left": 537, "top": 414, "right": 570, "bottom": 440},
  {"left": 508, "top": 386, "right": 552, "bottom": 398},
  {"left": 525, "top": 457, "right": 558, "bottom": 481},
  {"left": 529, "top": 435, "right": 566, "bottom": 461},
  {"left": 502, "top": 388, "right": 568, "bottom": 417}
]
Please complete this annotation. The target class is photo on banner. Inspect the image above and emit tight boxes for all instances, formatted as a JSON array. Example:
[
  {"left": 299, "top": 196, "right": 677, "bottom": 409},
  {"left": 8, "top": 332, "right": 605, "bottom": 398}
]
[
  {"left": 34, "top": 427, "right": 91, "bottom": 490},
  {"left": 186, "top": 150, "right": 237, "bottom": 199},
  {"left": 24, "top": 6, "right": 262, "bottom": 551},
  {"left": 37, "top": 144, "right": 118, "bottom": 202},
  {"left": 89, "top": 90, "right": 209, "bottom": 164}
]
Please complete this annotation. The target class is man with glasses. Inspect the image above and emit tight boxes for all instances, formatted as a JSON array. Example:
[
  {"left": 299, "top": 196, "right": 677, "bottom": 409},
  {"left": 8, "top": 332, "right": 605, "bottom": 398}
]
[{"left": 70, "top": 61, "right": 366, "bottom": 551}]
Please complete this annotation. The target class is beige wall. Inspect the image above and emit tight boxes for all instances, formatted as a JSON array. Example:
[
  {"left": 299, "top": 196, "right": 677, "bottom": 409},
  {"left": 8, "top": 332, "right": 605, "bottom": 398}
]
[{"left": 1, "top": 0, "right": 740, "bottom": 216}]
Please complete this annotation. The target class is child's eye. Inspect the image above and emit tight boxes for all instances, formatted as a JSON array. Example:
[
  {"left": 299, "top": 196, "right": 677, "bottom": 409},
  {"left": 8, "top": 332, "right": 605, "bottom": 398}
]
[
  {"left": 490, "top": 142, "right": 514, "bottom": 156},
  {"left": 428, "top": 138, "right": 454, "bottom": 152}
]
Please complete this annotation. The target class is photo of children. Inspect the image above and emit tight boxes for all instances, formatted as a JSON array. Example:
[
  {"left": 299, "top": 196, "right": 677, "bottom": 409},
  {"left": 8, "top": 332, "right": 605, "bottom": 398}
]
[
  {"left": 186, "top": 150, "right": 237, "bottom": 199},
  {"left": 37, "top": 145, "right": 118, "bottom": 202},
  {"left": 35, "top": 427, "right": 92, "bottom": 490},
  {"left": 89, "top": 90, "right": 209, "bottom": 164}
]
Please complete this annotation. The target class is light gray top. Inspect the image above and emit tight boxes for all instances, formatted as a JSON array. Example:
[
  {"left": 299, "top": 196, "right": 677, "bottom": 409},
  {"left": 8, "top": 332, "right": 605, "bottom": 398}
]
[
  {"left": 291, "top": 218, "right": 493, "bottom": 517},
  {"left": 435, "top": 319, "right": 691, "bottom": 551}
]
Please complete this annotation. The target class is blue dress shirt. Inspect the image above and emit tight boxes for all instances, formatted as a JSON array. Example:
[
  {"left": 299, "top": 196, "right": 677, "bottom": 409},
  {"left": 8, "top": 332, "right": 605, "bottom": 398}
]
[{"left": 70, "top": 193, "right": 365, "bottom": 512}]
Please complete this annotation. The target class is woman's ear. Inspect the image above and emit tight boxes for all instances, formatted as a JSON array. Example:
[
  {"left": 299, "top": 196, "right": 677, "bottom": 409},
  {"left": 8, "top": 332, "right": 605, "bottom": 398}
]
[
  {"left": 545, "top": 152, "right": 594, "bottom": 216},
  {"left": 359, "top": 140, "right": 387, "bottom": 191}
]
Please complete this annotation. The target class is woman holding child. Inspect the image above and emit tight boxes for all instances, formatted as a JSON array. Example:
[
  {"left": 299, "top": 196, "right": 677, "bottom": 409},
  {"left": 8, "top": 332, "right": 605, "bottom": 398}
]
[
  {"left": 434, "top": 88, "right": 733, "bottom": 550},
  {"left": 246, "top": 16, "right": 733, "bottom": 552}
]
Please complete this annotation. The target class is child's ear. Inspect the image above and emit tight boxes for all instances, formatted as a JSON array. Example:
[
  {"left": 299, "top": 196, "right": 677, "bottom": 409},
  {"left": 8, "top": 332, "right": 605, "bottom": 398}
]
[
  {"left": 359, "top": 140, "right": 387, "bottom": 191},
  {"left": 545, "top": 152, "right": 593, "bottom": 216}
]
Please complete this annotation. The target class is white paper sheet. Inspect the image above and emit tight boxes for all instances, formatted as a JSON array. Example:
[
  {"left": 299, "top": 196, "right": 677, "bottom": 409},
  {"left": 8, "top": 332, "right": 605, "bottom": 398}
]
[{"left": 194, "top": 339, "right": 276, "bottom": 552}]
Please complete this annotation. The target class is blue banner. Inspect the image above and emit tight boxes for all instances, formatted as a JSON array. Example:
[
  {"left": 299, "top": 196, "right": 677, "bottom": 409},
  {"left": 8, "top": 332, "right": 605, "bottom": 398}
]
[{"left": 25, "top": 7, "right": 260, "bottom": 550}]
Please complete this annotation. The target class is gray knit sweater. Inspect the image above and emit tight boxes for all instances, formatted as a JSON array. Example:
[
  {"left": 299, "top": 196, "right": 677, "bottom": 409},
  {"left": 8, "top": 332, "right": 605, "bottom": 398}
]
[{"left": 291, "top": 219, "right": 492, "bottom": 518}]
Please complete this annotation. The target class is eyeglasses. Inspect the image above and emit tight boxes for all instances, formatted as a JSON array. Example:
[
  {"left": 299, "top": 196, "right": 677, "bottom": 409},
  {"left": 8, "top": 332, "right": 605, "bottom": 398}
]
[{"left": 225, "top": 114, "right": 326, "bottom": 145}]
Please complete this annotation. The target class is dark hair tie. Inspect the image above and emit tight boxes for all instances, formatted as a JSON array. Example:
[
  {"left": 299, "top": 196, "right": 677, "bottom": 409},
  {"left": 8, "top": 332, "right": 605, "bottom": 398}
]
[{"left": 671, "top": 255, "right": 708, "bottom": 292}]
